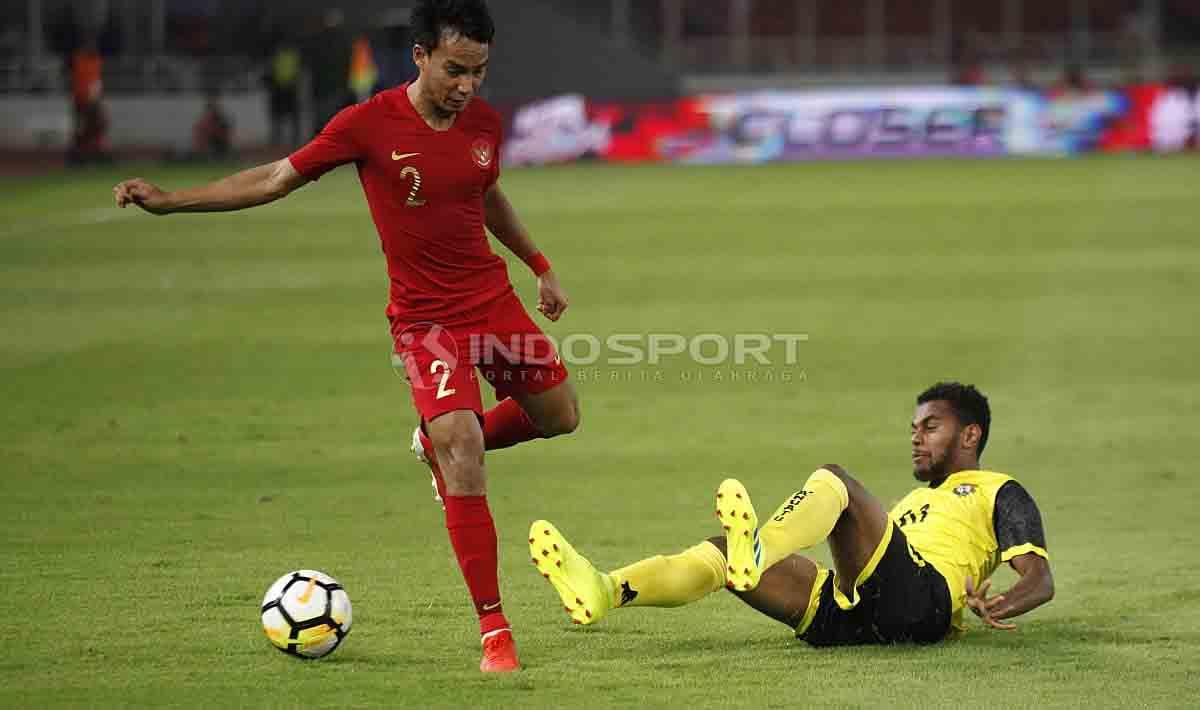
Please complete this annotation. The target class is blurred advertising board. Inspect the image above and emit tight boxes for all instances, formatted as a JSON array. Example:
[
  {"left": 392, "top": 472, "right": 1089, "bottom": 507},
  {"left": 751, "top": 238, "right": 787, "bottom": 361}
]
[
  {"left": 502, "top": 85, "right": 1192, "bottom": 166},
  {"left": 1144, "top": 85, "right": 1200, "bottom": 153},
  {"left": 501, "top": 93, "right": 710, "bottom": 166},
  {"left": 676, "top": 88, "right": 1013, "bottom": 162}
]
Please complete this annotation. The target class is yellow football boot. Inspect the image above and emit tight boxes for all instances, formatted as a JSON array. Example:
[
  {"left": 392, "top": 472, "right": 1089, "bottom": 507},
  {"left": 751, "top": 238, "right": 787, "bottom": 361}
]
[
  {"left": 529, "top": 520, "right": 614, "bottom": 625},
  {"left": 716, "top": 478, "right": 764, "bottom": 592}
]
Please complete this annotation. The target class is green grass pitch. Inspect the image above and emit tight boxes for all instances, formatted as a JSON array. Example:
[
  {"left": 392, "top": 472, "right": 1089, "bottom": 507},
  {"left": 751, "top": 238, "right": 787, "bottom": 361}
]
[{"left": 2, "top": 156, "right": 1198, "bottom": 708}]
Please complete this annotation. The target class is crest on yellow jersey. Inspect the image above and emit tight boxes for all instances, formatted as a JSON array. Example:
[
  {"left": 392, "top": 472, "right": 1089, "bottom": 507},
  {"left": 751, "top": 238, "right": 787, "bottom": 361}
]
[{"left": 954, "top": 483, "right": 977, "bottom": 496}]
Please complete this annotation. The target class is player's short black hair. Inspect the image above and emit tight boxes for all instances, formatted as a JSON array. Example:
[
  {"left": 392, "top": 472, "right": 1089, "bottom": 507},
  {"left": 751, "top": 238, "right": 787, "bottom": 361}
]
[
  {"left": 411, "top": 0, "right": 495, "bottom": 52},
  {"left": 917, "top": 382, "right": 991, "bottom": 457}
]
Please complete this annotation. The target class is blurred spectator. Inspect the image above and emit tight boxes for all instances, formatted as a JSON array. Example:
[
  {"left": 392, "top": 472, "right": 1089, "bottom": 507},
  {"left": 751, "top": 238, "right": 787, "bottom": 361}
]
[
  {"left": 268, "top": 42, "right": 302, "bottom": 147},
  {"left": 68, "top": 39, "right": 110, "bottom": 165},
  {"left": 71, "top": 39, "right": 102, "bottom": 106},
  {"left": 192, "top": 92, "right": 234, "bottom": 158},
  {"left": 348, "top": 35, "right": 379, "bottom": 103}
]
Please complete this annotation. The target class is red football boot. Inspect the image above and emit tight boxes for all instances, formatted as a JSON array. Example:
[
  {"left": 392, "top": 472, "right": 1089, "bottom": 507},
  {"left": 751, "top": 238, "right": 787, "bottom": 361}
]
[{"left": 479, "top": 628, "right": 521, "bottom": 673}]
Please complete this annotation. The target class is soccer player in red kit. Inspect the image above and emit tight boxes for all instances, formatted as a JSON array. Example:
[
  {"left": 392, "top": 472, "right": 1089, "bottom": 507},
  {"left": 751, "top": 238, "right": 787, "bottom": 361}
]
[{"left": 112, "top": 0, "right": 578, "bottom": 673}]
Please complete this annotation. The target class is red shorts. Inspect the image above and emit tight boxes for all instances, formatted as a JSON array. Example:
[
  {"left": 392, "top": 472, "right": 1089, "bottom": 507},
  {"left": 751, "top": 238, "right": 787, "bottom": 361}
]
[{"left": 389, "top": 291, "right": 569, "bottom": 422}]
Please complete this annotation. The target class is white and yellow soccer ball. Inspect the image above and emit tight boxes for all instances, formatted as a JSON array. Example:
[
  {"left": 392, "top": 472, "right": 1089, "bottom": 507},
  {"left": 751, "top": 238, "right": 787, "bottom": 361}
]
[{"left": 260, "top": 570, "right": 352, "bottom": 659}]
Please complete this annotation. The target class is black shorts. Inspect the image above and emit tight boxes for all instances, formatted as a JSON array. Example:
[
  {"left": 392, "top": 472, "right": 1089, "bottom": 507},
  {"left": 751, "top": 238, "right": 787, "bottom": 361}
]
[{"left": 798, "top": 523, "right": 952, "bottom": 647}]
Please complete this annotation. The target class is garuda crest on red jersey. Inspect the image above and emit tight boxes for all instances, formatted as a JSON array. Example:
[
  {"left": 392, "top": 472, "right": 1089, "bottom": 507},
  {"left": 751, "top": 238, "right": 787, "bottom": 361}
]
[{"left": 471, "top": 138, "right": 494, "bottom": 169}]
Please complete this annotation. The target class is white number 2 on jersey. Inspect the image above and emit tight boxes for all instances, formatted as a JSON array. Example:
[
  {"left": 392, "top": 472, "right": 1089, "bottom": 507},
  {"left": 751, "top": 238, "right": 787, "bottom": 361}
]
[{"left": 431, "top": 360, "right": 456, "bottom": 399}]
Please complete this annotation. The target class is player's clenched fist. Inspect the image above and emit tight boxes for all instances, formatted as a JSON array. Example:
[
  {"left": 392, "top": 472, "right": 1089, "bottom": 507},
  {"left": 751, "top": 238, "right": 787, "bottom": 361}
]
[
  {"left": 536, "top": 271, "right": 569, "bottom": 321},
  {"left": 113, "top": 178, "right": 170, "bottom": 214}
]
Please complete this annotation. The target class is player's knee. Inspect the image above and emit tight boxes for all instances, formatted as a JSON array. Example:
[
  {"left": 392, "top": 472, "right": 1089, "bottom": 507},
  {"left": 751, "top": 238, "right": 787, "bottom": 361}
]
[
  {"left": 559, "top": 400, "right": 581, "bottom": 435},
  {"left": 820, "top": 464, "right": 857, "bottom": 488},
  {"left": 434, "top": 426, "right": 485, "bottom": 469},
  {"left": 818, "top": 464, "right": 864, "bottom": 500},
  {"left": 820, "top": 463, "right": 850, "bottom": 480},
  {"left": 541, "top": 399, "right": 581, "bottom": 438},
  {"left": 438, "top": 428, "right": 486, "bottom": 495}
]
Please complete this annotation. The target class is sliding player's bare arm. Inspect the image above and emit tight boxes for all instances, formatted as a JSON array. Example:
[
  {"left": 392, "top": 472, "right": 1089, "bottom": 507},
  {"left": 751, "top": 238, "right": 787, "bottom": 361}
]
[
  {"left": 965, "top": 553, "right": 1055, "bottom": 631},
  {"left": 113, "top": 158, "right": 308, "bottom": 215}
]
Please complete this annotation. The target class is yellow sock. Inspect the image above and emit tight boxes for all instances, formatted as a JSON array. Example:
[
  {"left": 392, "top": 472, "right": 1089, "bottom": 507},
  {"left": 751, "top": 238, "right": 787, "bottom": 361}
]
[
  {"left": 759, "top": 468, "right": 850, "bottom": 569},
  {"left": 608, "top": 541, "right": 727, "bottom": 608}
]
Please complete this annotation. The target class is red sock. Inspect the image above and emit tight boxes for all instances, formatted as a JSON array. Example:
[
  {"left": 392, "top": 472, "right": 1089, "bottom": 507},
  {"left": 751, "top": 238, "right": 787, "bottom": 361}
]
[
  {"left": 483, "top": 398, "right": 543, "bottom": 451},
  {"left": 444, "top": 495, "right": 509, "bottom": 636}
]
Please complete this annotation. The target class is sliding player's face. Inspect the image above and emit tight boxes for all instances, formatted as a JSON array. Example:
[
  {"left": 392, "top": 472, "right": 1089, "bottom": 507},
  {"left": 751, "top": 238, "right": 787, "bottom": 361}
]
[
  {"left": 414, "top": 31, "right": 489, "bottom": 115},
  {"left": 910, "top": 400, "right": 962, "bottom": 482}
]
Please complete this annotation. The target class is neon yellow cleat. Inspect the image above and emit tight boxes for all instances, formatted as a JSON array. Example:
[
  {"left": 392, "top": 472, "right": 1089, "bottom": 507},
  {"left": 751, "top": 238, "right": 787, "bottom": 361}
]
[
  {"left": 528, "top": 520, "right": 614, "bottom": 625},
  {"left": 716, "top": 478, "right": 763, "bottom": 592}
]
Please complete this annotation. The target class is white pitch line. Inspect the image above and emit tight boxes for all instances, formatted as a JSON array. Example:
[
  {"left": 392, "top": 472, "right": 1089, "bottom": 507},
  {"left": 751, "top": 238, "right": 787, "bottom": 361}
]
[{"left": 0, "top": 207, "right": 139, "bottom": 240}]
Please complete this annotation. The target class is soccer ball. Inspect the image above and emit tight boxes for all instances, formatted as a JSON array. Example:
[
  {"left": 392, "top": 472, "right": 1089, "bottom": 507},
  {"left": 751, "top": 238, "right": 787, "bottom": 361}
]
[{"left": 260, "top": 570, "right": 352, "bottom": 659}]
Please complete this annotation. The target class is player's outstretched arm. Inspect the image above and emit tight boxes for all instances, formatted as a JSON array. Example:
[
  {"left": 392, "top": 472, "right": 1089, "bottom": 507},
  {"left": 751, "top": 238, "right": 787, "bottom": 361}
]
[
  {"left": 113, "top": 158, "right": 308, "bottom": 215},
  {"left": 967, "top": 480, "right": 1054, "bottom": 630},
  {"left": 965, "top": 554, "right": 1055, "bottom": 630},
  {"left": 484, "top": 183, "right": 568, "bottom": 321}
]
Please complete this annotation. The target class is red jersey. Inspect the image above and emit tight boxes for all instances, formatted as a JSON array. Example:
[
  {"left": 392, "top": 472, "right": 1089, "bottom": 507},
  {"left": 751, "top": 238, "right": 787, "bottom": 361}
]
[{"left": 289, "top": 85, "right": 511, "bottom": 326}]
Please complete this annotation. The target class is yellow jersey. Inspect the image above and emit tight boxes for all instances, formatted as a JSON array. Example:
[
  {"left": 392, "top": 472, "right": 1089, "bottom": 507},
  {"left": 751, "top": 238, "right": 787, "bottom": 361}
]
[{"left": 889, "top": 469, "right": 1049, "bottom": 631}]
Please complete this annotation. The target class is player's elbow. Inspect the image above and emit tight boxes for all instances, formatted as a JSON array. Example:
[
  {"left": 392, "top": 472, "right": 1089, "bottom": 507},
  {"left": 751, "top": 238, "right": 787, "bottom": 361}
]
[
  {"left": 263, "top": 160, "right": 304, "bottom": 203},
  {"left": 1031, "top": 563, "right": 1055, "bottom": 606}
]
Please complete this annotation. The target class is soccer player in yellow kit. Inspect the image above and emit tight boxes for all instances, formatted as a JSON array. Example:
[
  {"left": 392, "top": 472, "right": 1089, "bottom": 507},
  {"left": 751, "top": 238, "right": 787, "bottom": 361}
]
[{"left": 530, "top": 382, "right": 1055, "bottom": 644}]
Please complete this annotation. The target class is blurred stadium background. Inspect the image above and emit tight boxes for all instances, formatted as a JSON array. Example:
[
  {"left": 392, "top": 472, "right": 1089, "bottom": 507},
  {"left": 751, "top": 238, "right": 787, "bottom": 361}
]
[{"left": 1, "top": 0, "right": 1199, "bottom": 166}]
